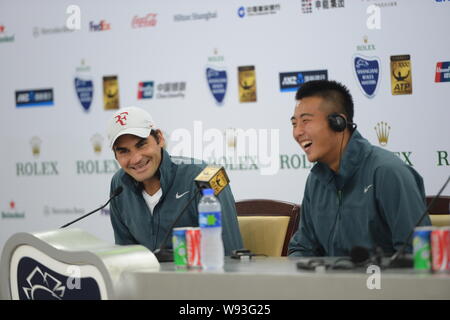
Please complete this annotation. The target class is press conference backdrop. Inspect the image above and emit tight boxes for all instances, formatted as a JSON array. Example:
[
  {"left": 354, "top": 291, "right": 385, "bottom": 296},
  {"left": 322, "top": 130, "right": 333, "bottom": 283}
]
[{"left": 0, "top": 0, "right": 449, "bottom": 250}]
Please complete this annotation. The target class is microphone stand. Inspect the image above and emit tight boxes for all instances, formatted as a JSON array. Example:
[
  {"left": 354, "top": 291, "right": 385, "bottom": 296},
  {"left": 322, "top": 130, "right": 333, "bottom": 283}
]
[
  {"left": 60, "top": 187, "right": 123, "bottom": 228},
  {"left": 61, "top": 201, "right": 112, "bottom": 229}
]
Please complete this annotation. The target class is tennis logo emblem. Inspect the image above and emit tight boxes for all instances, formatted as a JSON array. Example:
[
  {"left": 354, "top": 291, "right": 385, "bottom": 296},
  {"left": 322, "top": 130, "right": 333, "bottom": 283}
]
[
  {"left": 206, "top": 67, "right": 227, "bottom": 105},
  {"left": 353, "top": 55, "right": 380, "bottom": 98}
]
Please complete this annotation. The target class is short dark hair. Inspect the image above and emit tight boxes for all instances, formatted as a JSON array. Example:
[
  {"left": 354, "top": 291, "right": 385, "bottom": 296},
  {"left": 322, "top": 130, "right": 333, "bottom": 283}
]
[
  {"left": 295, "top": 80, "right": 354, "bottom": 123},
  {"left": 149, "top": 129, "right": 161, "bottom": 144}
]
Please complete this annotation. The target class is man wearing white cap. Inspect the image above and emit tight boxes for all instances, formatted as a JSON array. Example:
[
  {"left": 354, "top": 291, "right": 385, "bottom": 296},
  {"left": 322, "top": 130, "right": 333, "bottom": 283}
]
[{"left": 107, "top": 106, "right": 243, "bottom": 254}]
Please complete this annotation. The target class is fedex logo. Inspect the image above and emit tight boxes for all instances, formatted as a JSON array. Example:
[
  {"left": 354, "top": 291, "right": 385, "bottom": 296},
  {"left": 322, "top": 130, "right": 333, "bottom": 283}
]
[{"left": 89, "top": 20, "right": 111, "bottom": 32}]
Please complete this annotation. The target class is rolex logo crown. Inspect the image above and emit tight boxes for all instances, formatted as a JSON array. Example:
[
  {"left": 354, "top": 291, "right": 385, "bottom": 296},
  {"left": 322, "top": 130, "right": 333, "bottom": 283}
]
[
  {"left": 374, "top": 122, "right": 390, "bottom": 146},
  {"left": 90, "top": 133, "right": 104, "bottom": 154},
  {"left": 30, "top": 136, "right": 42, "bottom": 158},
  {"left": 225, "top": 128, "right": 237, "bottom": 149}
]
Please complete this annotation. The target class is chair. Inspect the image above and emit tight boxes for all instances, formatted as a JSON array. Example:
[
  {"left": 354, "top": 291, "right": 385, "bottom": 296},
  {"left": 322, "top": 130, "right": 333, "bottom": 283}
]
[
  {"left": 426, "top": 196, "right": 450, "bottom": 227},
  {"left": 235, "top": 199, "right": 300, "bottom": 257}
]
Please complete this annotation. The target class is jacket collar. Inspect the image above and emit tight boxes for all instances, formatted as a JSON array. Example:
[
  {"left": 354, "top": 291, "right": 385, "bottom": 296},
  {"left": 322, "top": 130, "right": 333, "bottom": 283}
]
[
  {"left": 120, "top": 148, "right": 176, "bottom": 198},
  {"left": 311, "top": 130, "right": 372, "bottom": 189}
]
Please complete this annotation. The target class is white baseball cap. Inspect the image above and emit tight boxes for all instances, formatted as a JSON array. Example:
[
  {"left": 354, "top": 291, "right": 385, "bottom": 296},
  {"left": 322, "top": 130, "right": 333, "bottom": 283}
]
[{"left": 107, "top": 106, "right": 157, "bottom": 148}]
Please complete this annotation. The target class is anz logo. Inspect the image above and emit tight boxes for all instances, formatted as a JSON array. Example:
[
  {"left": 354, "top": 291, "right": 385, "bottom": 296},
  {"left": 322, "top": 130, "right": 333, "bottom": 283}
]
[{"left": 279, "top": 70, "right": 327, "bottom": 92}]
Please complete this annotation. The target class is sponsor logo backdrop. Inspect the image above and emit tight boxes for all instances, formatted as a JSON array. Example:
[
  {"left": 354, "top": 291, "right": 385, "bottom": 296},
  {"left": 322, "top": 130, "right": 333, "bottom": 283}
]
[{"left": 0, "top": 0, "right": 449, "bottom": 250}]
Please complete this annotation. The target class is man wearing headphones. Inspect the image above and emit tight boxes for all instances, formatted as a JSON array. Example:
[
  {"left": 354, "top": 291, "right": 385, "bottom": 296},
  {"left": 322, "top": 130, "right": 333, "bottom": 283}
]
[
  {"left": 107, "top": 106, "right": 243, "bottom": 255},
  {"left": 288, "top": 80, "right": 430, "bottom": 257}
]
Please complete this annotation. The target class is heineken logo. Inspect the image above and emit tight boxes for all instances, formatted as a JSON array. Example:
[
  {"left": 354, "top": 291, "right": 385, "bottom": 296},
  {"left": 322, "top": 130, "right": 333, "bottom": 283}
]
[
  {"left": 2, "top": 201, "right": 25, "bottom": 219},
  {"left": 0, "top": 24, "right": 15, "bottom": 43}
]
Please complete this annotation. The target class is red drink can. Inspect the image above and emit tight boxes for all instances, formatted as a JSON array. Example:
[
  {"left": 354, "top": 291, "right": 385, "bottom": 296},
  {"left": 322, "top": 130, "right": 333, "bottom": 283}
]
[
  {"left": 186, "top": 227, "right": 202, "bottom": 267},
  {"left": 431, "top": 227, "right": 450, "bottom": 272}
]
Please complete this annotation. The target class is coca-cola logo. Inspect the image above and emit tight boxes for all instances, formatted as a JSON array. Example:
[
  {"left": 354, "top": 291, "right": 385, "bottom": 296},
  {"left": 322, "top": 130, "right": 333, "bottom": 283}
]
[{"left": 132, "top": 13, "right": 157, "bottom": 28}]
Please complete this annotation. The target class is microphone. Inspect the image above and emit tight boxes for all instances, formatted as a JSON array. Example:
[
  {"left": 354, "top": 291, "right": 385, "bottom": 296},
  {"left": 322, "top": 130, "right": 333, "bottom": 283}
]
[
  {"left": 350, "top": 246, "right": 370, "bottom": 265},
  {"left": 153, "top": 166, "right": 230, "bottom": 262},
  {"left": 60, "top": 186, "right": 123, "bottom": 228},
  {"left": 350, "top": 175, "right": 450, "bottom": 269},
  {"left": 350, "top": 245, "right": 383, "bottom": 267}
]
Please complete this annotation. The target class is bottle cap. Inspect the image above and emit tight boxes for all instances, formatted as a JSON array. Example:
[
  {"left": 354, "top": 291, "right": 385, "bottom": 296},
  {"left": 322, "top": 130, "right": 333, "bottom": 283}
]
[{"left": 202, "top": 188, "right": 214, "bottom": 196}]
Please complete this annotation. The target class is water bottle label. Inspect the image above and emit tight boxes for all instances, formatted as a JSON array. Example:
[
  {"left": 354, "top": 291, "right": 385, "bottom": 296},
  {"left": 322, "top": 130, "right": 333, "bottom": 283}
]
[{"left": 199, "top": 211, "right": 221, "bottom": 228}]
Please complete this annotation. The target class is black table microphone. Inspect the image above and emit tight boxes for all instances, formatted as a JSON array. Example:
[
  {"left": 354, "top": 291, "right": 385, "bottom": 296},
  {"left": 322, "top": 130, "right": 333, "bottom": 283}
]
[{"left": 60, "top": 186, "right": 123, "bottom": 228}]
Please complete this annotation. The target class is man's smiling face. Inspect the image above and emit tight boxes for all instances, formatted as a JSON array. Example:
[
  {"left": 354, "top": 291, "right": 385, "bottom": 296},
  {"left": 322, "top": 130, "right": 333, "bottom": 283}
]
[
  {"left": 291, "top": 96, "right": 342, "bottom": 167},
  {"left": 113, "top": 132, "right": 164, "bottom": 183}
]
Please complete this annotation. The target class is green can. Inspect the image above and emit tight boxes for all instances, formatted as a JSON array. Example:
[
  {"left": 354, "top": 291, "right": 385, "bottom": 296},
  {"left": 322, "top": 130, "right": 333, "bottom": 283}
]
[
  {"left": 172, "top": 227, "right": 188, "bottom": 267},
  {"left": 413, "top": 226, "right": 435, "bottom": 271}
]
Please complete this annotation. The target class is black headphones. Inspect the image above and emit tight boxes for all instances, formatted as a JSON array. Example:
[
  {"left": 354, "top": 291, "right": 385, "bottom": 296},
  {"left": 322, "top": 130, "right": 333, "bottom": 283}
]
[
  {"left": 327, "top": 113, "right": 347, "bottom": 132},
  {"left": 328, "top": 113, "right": 357, "bottom": 132}
]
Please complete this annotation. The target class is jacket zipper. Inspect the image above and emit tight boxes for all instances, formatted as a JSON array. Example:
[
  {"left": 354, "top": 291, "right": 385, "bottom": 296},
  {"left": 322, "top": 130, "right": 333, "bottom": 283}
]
[
  {"left": 337, "top": 190, "right": 343, "bottom": 206},
  {"left": 328, "top": 189, "right": 343, "bottom": 254}
]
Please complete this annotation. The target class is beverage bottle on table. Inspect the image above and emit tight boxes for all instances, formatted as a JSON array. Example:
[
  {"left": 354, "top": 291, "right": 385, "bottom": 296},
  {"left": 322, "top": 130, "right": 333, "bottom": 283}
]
[{"left": 198, "top": 188, "right": 224, "bottom": 269}]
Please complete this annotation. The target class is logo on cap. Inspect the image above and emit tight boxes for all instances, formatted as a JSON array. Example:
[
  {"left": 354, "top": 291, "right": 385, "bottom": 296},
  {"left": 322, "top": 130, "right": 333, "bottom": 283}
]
[{"left": 115, "top": 112, "right": 128, "bottom": 126}]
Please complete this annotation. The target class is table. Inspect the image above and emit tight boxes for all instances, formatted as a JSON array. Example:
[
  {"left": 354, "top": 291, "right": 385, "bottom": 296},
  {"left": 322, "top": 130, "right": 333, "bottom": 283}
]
[{"left": 117, "top": 257, "right": 450, "bottom": 299}]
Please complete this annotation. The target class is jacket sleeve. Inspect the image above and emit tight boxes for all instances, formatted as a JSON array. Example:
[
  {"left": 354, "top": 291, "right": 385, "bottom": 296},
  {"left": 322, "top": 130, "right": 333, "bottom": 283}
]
[
  {"left": 374, "top": 164, "right": 430, "bottom": 253},
  {"left": 288, "top": 188, "right": 323, "bottom": 257},
  {"left": 109, "top": 181, "right": 137, "bottom": 246},
  {"left": 217, "top": 184, "right": 244, "bottom": 255}
]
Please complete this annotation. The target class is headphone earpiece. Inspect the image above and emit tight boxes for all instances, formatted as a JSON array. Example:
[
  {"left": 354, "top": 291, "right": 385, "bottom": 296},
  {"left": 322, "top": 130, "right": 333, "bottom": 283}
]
[{"left": 328, "top": 113, "right": 347, "bottom": 132}]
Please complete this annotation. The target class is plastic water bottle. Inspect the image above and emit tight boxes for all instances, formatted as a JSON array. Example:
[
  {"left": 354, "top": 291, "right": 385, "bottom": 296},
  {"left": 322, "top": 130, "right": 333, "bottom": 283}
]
[{"left": 198, "top": 188, "right": 224, "bottom": 269}]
